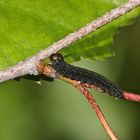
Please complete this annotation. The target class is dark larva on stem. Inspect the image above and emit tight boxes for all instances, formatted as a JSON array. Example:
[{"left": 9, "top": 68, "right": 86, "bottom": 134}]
[{"left": 50, "top": 53, "right": 123, "bottom": 98}]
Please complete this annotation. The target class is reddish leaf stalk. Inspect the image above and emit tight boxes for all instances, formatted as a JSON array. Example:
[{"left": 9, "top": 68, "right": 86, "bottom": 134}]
[
  {"left": 59, "top": 76, "right": 118, "bottom": 140},
  {"left": 77, "top": 85, "right": 118, "bottom": 140},
  {"left": 123, "top": 91, "right": 140, "bottom": 102}
]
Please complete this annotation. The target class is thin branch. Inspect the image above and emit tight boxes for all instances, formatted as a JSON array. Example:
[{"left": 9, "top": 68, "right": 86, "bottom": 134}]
[
  {"left": 0, "top": 0, "right": 140, "bottom": 83},
  {"left": 58, "top": 76, "right": 118, "bottom": 140}
]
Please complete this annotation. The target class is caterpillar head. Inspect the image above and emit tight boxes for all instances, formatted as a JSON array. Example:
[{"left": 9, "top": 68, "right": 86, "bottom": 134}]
[{"left": 50, "top": 53, "right": 64, "bottom": 62}]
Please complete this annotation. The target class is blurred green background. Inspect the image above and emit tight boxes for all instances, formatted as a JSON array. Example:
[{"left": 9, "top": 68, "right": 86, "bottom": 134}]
[{"left": 0, "top": 16, "right": 140, "bottom": 140}]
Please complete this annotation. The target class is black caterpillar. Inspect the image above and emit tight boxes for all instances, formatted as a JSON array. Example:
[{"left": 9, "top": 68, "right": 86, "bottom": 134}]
[{"left": 49, "top": 53, "right": 123, "bottom": 99}]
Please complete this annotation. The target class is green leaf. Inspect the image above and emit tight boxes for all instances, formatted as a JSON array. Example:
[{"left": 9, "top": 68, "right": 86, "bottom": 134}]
[{"left": 0, "top": 0, "right": 140, "bottom": 69}]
